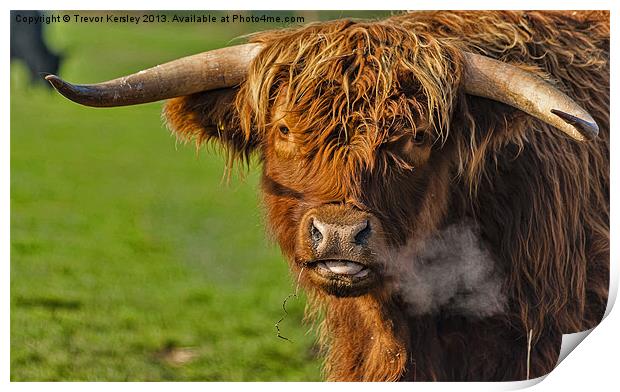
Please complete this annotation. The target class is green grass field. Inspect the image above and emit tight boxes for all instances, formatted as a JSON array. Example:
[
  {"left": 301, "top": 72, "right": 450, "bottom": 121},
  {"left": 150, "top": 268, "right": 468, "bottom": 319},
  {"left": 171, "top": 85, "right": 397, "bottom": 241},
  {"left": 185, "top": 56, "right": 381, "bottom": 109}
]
[{"left": 10, "top": 11, "right": 397, "bottom": 381}]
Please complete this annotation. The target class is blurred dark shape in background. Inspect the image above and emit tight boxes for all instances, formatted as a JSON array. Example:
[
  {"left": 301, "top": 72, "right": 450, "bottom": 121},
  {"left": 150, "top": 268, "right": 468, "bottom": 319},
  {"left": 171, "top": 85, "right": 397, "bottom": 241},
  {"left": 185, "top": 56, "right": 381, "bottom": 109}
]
[{"left": 10, "top": 10, "right": 62, "bottom": 88}]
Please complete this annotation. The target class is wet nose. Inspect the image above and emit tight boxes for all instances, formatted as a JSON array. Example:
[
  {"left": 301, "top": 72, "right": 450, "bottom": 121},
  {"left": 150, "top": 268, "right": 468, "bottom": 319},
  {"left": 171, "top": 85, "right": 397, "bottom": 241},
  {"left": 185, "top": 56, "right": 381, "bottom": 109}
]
[{"left": 310, "top": 217, "right": 371, "bottom": 248}]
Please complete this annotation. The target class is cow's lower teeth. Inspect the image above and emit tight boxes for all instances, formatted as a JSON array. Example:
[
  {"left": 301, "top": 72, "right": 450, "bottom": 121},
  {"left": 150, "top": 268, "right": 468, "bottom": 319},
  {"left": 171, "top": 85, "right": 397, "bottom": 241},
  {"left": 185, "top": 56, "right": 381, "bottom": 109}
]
[
  {"left": 315, "top": 261, "right": 369, "bottom": 277},
  {"left": 324, "top": 261, "right": 363, "bottom": 275}
]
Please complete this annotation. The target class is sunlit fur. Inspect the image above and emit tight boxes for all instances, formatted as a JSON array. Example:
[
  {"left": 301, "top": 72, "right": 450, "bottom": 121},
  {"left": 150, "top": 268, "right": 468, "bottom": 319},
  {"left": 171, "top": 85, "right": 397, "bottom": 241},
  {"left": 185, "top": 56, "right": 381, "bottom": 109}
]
[{"left": 163, "top": 11, "right": 609, "bottom": 381}]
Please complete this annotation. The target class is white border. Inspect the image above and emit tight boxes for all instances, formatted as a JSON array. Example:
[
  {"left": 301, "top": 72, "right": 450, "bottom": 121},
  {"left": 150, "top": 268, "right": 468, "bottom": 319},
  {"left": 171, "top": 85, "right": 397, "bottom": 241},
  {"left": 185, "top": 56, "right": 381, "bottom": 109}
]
[{"left": 4, "top": 1, "right": 618, "bottom": 390}]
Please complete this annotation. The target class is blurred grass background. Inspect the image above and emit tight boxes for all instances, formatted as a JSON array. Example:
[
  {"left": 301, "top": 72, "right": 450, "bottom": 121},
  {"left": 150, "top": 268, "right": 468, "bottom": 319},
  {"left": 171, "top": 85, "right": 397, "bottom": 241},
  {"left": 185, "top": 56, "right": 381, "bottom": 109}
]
[{"left": 10, "top": 11, "right": 393, "bottom": 381}]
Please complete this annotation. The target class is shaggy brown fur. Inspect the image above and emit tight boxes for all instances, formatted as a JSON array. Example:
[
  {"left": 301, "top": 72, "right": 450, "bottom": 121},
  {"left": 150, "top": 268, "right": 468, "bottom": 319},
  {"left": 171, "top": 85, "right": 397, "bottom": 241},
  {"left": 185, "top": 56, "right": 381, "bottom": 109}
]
[{"left": 164, "top": 11, "right": 609, "bottom": 381}]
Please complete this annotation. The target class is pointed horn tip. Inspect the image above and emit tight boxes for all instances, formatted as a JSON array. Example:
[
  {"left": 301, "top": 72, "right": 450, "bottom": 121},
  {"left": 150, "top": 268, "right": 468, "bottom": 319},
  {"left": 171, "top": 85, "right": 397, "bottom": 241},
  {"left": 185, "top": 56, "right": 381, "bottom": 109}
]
[
  {"left": 40, "top": 73, "right": 66, "bottom": 90},
  {"left": 551, "top": 109, "right": 599, "bottom": 141}
]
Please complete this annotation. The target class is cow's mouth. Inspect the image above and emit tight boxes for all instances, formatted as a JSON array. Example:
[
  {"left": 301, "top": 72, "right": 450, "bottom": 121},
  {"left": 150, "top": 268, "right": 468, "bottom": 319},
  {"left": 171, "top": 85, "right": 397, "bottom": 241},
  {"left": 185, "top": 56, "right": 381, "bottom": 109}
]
[
  {"left": 294, "top": 205, "right": 385, "bottom": 297},
  {"left": 313, "top": 260, "right": 371, "bottom": 278},
  {"left": 303, "top": 259, "right": 378, "bottom": 296}
]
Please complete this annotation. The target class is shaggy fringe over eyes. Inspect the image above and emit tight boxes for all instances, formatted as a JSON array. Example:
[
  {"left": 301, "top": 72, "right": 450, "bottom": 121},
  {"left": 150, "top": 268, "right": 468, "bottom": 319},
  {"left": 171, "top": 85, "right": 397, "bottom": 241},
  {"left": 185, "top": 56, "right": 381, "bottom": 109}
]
[
  {"left": 237, "top": 19, "right": 463, "bottom": 173},
  {"left": 391, "top": 10, "right": 610, "bottom": 194}
]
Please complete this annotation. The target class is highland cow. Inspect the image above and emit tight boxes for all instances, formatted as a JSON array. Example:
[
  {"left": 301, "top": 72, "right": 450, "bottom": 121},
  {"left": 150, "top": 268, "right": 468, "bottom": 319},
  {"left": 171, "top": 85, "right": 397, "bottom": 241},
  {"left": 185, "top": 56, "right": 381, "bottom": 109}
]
[
  {"left": 46, "top": 11, "right": 609, "bottom": 381},
  {"left": 11, "top": 11, "right": 62, "bottom": 87}
]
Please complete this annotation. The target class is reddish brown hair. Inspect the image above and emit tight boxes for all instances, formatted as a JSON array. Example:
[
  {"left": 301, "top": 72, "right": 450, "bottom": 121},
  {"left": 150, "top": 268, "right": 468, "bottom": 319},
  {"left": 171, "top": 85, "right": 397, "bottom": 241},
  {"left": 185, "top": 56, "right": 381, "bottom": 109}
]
[{"left": 164, "top": 11, "right": 609, "bottom": 381}]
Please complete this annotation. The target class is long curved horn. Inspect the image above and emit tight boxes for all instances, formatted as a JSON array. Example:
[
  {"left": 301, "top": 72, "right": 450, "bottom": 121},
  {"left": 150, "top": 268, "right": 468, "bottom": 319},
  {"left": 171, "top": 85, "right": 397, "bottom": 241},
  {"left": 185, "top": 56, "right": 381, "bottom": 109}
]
[
  {"left": 44, "top": 43, "right": 263, "bottom": 107},
  {"left": 461, "top": 52, "right": 598, "bottom": 141}
]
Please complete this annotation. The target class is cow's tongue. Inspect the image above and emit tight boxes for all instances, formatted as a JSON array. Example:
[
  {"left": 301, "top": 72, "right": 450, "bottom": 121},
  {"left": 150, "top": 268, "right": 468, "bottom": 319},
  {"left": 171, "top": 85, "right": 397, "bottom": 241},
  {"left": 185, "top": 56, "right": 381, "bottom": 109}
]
[{"left": 319, "top": 260, "right": 364, "bottom": 275}]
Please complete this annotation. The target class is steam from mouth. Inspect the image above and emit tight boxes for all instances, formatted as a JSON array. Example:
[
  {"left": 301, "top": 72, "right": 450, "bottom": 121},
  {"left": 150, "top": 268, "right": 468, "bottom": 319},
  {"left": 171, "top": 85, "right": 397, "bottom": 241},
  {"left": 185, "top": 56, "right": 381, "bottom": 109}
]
[{"left": 386, "top": 221, "right": 507, "bottom": 318}]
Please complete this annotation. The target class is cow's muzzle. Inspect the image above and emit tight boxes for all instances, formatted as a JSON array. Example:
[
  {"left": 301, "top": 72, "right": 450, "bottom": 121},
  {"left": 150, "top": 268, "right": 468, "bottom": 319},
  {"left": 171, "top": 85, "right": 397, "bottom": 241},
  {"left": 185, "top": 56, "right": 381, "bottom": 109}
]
[{"left": 295, "top": 204, "right": 384, "bottom": 296}]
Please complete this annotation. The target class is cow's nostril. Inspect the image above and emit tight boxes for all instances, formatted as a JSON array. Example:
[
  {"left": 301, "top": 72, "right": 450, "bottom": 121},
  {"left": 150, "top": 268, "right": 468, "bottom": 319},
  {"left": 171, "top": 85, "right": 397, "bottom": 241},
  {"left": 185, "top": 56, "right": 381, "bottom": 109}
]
[
  {"left": 310, "top": 220, "right": 324, "bottom": 245},
  {"left": 353, "top": 220, "right": 371, "bottom": 245}
]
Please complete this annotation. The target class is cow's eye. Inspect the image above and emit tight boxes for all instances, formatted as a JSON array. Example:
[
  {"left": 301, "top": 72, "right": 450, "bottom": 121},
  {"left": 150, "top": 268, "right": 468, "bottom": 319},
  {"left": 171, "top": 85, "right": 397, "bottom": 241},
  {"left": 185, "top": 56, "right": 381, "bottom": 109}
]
[
  {"left": 279, "top": 126, "right": 290, "bottom": 135},
  {"left": 412, "top": 131, "right": 426, "bottom": 145}
]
